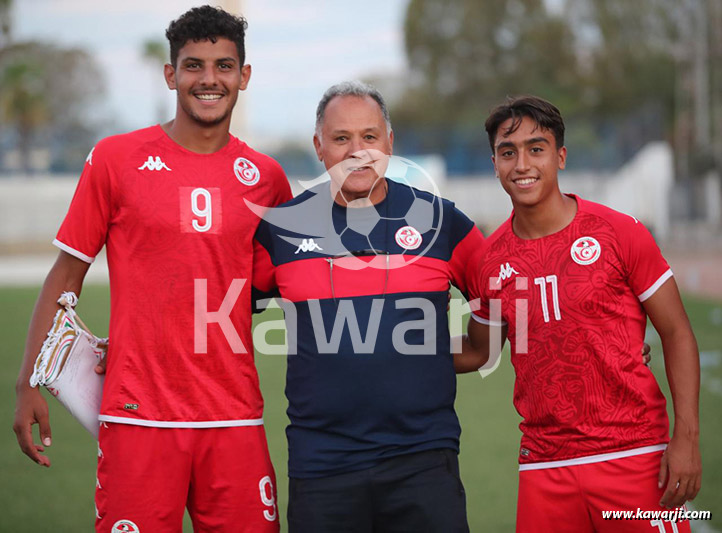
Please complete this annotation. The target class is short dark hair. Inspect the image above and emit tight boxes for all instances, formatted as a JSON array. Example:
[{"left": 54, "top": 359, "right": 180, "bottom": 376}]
[
  {"left": 165, "top": 5, "right": 248, "bottom": 67},
  {"left": 485, "top": 95, "right": 565, "bottom": 152}
]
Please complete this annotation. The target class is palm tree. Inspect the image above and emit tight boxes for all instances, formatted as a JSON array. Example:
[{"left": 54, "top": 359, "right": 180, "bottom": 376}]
[
  {"left": 142, "top": 38, "right": 168, "bottom": 124},
  {"left": 0, "top": 56, "right": 49, "bottom": 174},
  {"left": 0, "top": 0, "right": 12, "bottom": 48},
  {"left": 0, "top": 41, "right": 105, "bottom": 174}
]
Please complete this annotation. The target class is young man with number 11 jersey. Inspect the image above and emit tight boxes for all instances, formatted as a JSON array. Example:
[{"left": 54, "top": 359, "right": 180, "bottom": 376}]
[{"left": 458, "top": 95, "right": 701, "bottom": 533}]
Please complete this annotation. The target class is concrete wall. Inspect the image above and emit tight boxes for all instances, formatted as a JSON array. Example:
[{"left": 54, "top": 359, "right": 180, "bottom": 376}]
[
  {"left": 0, "top": 142, "right": 679, "bottom": 249},
  {"left": 444, "top": 142, "right": 674, "bottom": 238},
  {"left": 0, "top": 174, "right": 79, "bottom": 250}
]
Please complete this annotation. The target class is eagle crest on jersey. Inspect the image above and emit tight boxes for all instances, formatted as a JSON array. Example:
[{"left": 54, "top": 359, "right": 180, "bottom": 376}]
[
  {"left": 570, "top": 236, "right": 601, "bottom": 266},
  {"left": 394, "top": 225, "right": 422, "bottom": 250},
  {"left": 234, "top": 157, "right": 260, "bottom": 186}
]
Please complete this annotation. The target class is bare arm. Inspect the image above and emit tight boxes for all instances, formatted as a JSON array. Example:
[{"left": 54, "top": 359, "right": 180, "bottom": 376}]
[
  {"left": 453, "top": 318, "right": 507, "bottom": 374},
  {"left": 13, "top": 251, "right": 91, "bottom": 467},
  {"left": 642, "top": 277, "right": 701, "bottom": 508}
]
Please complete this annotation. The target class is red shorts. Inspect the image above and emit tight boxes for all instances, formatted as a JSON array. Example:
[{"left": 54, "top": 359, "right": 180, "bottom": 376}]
[
  {"left": 95, "top": 423, "right": 279, "bottom": 533},
  {"left": 516, "top": 450, "right": 690, "bottom": 533}
]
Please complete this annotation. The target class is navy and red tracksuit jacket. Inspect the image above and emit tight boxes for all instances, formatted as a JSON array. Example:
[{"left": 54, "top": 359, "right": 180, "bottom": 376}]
[{"left": 253, "top": 178, "right": 484, "bottom": 478}]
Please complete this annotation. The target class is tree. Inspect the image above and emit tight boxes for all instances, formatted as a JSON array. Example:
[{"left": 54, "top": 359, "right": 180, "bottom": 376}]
[
  {"left": 395, "top": 0, "right": 720, "bottom": 179},
  {"left": 395, "top": 0, "right": 582, "bottom": 172},
  {"left": 0, "top": 54, "right": 48, "bottom": 173},
  {"left": 0, "top": 41, "right": 105, "bottom": 173},
  {"left": 142, "top": 38, "right": 168, "bottom": 124},
  {"left": 400, "top": 0, "right": 580, "bottom": 125},
  {"left": 570, "top": 0, "right": 721, "bottom": 205},
  {"left": 0, "top": 0, "right": 11, "bottom": 48}
]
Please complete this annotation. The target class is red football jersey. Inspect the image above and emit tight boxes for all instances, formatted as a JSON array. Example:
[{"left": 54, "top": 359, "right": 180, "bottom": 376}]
[
  {"left": 55, "top": 125, "right": 292, "bottom": 427},
  {"left": 471, "top": 195, "right": 671, "bottom": 467}
]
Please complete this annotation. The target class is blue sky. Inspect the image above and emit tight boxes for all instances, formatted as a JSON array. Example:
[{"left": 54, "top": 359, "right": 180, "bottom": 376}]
[{"left": 13, "top": 0, "right": 408, "bottom": 146}]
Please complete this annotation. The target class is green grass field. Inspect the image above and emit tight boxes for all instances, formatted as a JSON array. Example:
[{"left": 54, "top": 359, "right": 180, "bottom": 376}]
[{"left": 1, "top": 285, "right": 720, "bottom": 531}]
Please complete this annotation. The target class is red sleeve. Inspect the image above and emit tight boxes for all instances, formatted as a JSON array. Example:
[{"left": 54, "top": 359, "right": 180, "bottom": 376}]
[
  {"left": 54, "top": 140, "right": 114, "bottom": 263},
  {"left": 466, "top": 240, "right": 485, "bottom": 318},
  {"left": 446, "top": 205, "right": 485, "bottom": 298},
  {"left": 251, "top": 220, "right": 281, "bottom": 313},
  {"left": 467, "top": 235, "right": 507, "bottom": 326},
  {"left": 472, "top": 282, "right": 506, "bottom": 326},
  {"left": 471, "top": 254, "right": 503, "bottom": 326},
  {"left": 449, "top": 225, "right": 485, "bottom": 298},
  {"left": 270, "top": 161, "right": 293, "bottom": 207},
  {"left": 252, "top": 234, "right": 278, "bottom": 293},
  {"left": 614, "top": 214, "right": 672, "bottom": 302},
  {"left": 253, "top": 159, "right": 289, "bottom": 293}
]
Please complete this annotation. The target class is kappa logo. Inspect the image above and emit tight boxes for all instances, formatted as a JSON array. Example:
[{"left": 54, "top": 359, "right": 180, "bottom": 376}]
[
  {"left": 86, "top": 147, "right": 94, "bottom": 166},
  {"left": 570, "top": 236, "right": 601, "bottom": 265},
  {"left": 295, "top": 238, "right": 323, "bottom": 254},
  {"left": 498, "top": 262, "right": 519, "bottom": 281},
  {"left": 234, "top": 157, "right": 260, "bottom": 186},
  {"left": 138, "top": 156, "right": 171, "bottom": 171},
  {"left": 111, "top": 519, "right": 139, "bottom": 533}
]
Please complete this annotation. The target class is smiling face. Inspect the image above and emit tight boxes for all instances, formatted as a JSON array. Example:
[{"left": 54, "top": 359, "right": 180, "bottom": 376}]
[
  {"left": 164, "top": 37, "right": 250, "bottom": 128},
  {"left": 313, "top": 95, "right": 393, "bottom": 206},
  {"left": 492, "top": 115, "right": 567, "bottom": 210}
]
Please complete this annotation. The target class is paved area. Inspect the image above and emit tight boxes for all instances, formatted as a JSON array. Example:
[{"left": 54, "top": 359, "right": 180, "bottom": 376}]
[{"left": 0, "top": 254, "right": 109, "bottom": 286}]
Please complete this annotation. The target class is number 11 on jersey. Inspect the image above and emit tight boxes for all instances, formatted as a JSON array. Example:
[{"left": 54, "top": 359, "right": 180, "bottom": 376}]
[{"left": 534, "top": 275, "right": 561, "bottom": 322}]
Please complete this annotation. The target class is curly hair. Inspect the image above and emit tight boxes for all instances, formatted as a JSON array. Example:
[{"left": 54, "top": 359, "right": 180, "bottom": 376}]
[
  {"left": 165, "top": 5, "right": 248, "bottom": 67},
  {"left": 484, "top": 95, "right": 565, "bottom": 152}
]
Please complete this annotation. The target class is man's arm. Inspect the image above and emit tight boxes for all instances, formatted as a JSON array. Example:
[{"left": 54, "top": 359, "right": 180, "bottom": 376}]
[
  {"left": 13, "top": 251, "right": 91, "bottom": 467},
  {"left": 453, "top": 318, "right": 507, "bottom": 374},
  {"left": 642, "top": 277, "right": 701, "bottom": 509}
]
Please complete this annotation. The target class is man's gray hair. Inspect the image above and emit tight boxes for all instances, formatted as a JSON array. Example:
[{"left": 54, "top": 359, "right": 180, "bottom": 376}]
[{"left": 315, "top": 80, "right": 392, "bottom": 135}]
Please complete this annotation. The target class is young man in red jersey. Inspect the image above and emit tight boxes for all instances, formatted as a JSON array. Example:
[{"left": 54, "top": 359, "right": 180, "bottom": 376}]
[
  {"left": 13, "top": 6, "right": 290, "bottom": 532},
  {"left": 458, "top": 95, "right": 701, "bottom": 532}
]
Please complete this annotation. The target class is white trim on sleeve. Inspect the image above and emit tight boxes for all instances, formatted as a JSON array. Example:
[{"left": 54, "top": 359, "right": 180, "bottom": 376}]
[
  {"left": 638, "top": 269, "right": 673, "bottom": 302},
  {"left": 98, "top": 415, "right": 264, "bottom": 429},
  {"left": 518, "top": 444, "right": 667, "bottom": 471},
  {"left": 53, "top": 239, "right": 95, "bottom": 264},
  {"left": 470, "top": 313, "right": 507, "bottom": 327}
]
